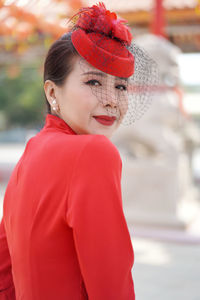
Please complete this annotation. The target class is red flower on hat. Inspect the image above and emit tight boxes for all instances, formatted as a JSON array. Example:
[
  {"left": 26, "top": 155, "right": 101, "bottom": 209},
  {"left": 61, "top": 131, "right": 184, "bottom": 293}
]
[{"left": 68, "top": 2, "right": 133, "bottom": 46}]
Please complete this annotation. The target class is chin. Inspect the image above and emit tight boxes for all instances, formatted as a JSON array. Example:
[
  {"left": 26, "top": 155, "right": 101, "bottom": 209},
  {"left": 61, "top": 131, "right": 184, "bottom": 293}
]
[
  {"left": 88, "top": 127, "right": 110, "bottom": 137},
  {"left": 98, "top": 129, "right": 114, "bottom": 139}
]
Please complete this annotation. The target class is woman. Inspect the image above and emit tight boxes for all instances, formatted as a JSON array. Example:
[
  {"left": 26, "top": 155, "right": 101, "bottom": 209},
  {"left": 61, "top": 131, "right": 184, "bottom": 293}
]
[{"left": 0, "top": 2, "right": 149, "bottom": 299}]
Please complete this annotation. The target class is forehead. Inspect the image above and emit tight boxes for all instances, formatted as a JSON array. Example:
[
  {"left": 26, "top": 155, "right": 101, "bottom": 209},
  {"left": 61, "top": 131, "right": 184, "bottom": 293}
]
[{"left": 73, "top": 56, "right": 128, "bottom": 81}]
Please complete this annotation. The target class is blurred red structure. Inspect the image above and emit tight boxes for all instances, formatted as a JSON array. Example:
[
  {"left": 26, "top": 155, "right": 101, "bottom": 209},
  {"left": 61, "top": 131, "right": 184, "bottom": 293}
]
[{"left": 151, "top": 0, "right": 167, "bottom": 38}]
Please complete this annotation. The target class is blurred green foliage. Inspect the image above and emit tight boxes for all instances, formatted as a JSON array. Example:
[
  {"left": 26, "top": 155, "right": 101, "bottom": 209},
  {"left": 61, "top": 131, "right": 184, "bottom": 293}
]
[{"left": 0, "top": 63, "right": 47, "bottom": 129}]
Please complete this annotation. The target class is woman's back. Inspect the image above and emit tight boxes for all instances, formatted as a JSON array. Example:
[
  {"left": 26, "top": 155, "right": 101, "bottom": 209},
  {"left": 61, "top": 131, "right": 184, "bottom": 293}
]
[{"left": 1, "top": 114, "right": 135, "bottom": 299}]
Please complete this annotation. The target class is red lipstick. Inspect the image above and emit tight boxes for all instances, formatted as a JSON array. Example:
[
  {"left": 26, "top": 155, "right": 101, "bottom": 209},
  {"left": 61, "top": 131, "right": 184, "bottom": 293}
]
[{"left": 93, "top": 115, "right": 116, "bottom": 126}]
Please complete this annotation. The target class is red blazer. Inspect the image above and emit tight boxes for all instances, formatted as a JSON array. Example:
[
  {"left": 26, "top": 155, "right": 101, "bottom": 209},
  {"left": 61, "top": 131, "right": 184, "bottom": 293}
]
[{"left": 0, "top": 114, "right": 135, "bottom": 299}]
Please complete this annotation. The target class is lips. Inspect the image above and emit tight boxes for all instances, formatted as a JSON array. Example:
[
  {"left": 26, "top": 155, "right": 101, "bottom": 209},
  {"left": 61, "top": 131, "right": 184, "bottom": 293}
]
[
  {"left": 93, "top": 115, "right": 117, "bottom": 126},
  {"left": 93, "top": 115, "right": 116, "bottom": 121}
]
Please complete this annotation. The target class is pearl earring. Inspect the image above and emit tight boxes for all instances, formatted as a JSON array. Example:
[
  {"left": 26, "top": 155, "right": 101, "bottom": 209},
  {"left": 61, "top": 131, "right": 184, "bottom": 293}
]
[{"left": 51, "top": 98, "right": 59, "bottom": 112}]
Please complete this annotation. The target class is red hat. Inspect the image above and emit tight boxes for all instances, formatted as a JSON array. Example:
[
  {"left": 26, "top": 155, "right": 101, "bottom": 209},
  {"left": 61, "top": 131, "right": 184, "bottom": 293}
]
[{"left": 68, "top": 2, "right": 134, "bottom": 78}]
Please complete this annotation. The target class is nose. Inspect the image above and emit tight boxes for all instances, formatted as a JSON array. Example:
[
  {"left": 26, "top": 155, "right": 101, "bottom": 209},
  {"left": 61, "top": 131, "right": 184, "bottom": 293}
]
[{"left": 103, "top": 93, "right": 119, "bottom": 108}]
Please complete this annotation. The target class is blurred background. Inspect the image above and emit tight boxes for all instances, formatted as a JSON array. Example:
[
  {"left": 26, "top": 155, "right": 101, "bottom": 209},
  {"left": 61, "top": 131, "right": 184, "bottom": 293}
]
[{"left": 0, "top": 0, "right": 200, "bottom": 299}]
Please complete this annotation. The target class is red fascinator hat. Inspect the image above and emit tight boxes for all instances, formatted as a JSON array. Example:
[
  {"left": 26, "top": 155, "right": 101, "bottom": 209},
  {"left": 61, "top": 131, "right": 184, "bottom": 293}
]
[{"left": 68, "top": 2, "right": 134, "bottom": 78}]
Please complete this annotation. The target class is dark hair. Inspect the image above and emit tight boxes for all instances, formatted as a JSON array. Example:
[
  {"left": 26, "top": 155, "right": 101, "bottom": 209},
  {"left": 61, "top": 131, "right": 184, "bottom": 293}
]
[{"left": 43, "top": 32, "right": 78, "bottom": 114}]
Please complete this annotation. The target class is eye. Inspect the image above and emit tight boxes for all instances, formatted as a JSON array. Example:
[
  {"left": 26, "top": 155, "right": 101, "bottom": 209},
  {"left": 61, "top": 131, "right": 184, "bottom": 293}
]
[
  {"left": 85, "top": 79, "right": 101, "bottom": 86},
  {"left": 116, "top": 84, "right": 127, "bottom": 91}
]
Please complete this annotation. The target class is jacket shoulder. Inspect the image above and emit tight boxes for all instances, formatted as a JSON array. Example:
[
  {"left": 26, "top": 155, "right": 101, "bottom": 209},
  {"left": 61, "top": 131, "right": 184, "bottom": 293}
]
[
  {"left": 85, "top": 134, "right": 120, "bottom": 157},
  {"left": 76, "top": 134, "right": 122, "bottom": 170},
  {"left": 51, "top": 133, "right": 120, "bottom": 158},
  {"left": 34, "top": 132, "right": 121, "bottom": 168}
]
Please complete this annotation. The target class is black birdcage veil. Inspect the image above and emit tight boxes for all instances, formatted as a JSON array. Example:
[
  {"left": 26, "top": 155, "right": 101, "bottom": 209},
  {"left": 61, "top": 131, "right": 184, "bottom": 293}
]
[{"left": 76, "top": 41, "right": 159, "bottom": 126}]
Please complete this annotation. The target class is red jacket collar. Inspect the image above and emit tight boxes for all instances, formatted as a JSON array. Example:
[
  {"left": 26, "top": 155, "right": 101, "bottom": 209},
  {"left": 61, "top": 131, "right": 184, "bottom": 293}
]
[{"left": 43, "top": 114, "right": 77, "bottom": 135}]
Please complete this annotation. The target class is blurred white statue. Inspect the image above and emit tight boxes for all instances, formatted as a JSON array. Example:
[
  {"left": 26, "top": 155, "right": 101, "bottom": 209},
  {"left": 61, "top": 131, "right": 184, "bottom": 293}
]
[{"left": 111, "top": 34, "right": 200, "bottom": 229}]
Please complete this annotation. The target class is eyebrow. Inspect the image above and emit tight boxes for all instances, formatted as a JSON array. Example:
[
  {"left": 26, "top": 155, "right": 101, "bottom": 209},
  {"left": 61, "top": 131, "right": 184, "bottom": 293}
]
[{"left": 81, "top": 71, "right": 128, "bottom": 81}]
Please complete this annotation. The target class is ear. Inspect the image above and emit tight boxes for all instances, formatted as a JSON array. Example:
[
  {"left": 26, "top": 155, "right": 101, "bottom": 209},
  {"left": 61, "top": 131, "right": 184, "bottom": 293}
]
[{"left": 44, "top": 80, "right": 58, "bottom": 106}]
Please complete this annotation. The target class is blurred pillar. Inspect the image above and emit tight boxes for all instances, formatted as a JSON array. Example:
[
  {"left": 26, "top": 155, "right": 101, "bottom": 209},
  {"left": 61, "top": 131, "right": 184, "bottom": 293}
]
[{"left": 151, "top": 0, "right": 167, "bottom": 38}]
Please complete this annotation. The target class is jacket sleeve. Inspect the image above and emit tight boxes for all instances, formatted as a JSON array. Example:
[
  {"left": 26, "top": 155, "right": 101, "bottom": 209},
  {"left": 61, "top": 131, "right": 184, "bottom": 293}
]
[
  {"left": 0, "top": 217, "right": 16, "bottom": 299},
  {"left": 66, "top": 135, "right": 135, "bottom": 300}
]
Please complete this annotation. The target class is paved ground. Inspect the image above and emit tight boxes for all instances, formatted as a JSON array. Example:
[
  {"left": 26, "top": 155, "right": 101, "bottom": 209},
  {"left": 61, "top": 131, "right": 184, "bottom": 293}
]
[
  {"left": 131, "top": 236, "right": 200, "bottom": 300},
  {"left": 1, "top": 182, "right": 200, "bottom": 300}
]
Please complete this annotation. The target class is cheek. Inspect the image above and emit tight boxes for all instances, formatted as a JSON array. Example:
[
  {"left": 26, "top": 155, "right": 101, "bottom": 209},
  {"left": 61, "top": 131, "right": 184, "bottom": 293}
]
[
  {"left": 119, "top": 93, "right": 129, "bottom": 116},
  {"left": 62, "top": 83, "right": 98, "bottom": 116},
  {"left": 77, "top": 84, "right": 100, "bottom": 112}
]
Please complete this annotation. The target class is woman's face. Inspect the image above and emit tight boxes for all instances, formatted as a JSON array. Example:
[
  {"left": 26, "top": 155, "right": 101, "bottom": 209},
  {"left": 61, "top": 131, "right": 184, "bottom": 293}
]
[{"left": 45, "top": 56, "right": 129, "bottom": 138}]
